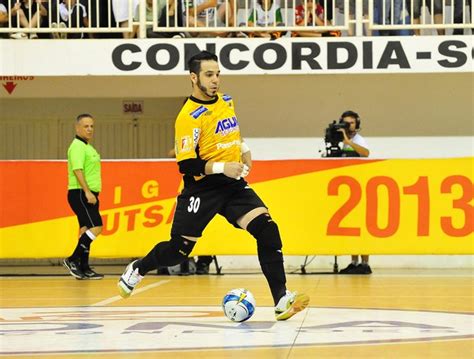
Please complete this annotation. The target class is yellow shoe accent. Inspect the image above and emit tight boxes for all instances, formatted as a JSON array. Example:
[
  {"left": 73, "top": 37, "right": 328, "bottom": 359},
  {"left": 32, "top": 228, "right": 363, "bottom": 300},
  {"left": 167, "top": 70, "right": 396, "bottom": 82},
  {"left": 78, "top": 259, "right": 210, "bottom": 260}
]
[
  {"left": 117, "top": 281, "right": 132, "bottom": 299},
  {"left": 275, "top": 293, "right": 310, "bottom": 321}
]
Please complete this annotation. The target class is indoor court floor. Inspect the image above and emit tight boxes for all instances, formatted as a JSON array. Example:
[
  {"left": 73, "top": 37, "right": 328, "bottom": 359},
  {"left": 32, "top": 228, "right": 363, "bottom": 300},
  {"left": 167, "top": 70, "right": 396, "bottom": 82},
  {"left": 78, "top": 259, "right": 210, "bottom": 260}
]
[{"left": 0, "top": 267, "right": 473, "bottom": 358}]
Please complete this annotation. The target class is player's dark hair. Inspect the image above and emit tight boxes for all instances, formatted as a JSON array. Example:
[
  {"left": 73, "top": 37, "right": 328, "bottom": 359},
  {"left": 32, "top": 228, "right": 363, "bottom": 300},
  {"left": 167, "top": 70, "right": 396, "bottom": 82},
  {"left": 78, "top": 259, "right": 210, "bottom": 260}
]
[
  {"left": 76, "top": 113, "right": 94, "bottom": 122},
  {"left": 188, "top": 51, "right": 218, "bottom": 75}
]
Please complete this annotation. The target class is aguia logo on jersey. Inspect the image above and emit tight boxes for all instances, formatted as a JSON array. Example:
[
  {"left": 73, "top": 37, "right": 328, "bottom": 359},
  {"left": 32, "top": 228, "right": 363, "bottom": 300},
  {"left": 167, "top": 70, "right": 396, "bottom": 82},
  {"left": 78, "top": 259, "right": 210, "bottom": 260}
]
[{"left": 215, "top": 117, "right": 239, "bottom": 136}]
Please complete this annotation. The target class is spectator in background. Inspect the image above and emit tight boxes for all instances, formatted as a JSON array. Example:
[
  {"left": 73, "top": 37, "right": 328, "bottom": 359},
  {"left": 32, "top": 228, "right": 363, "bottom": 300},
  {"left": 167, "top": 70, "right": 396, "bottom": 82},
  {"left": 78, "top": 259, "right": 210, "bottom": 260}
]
[
  {"left": 406, "top": 0, "right": 444, "bottom": 35},
  {"left": 52, "top": 0, "right": 91, "bottom": 39},
  {"left": 453, "top": 0, "right": 472, "bottom": 34},
  {"left": 292, "top": 0, "right": 341, "bottom": 37},
  {"left": 0, "top": 0, "right": 11, "bottom": 39},
  {"left": 335, "top": 111, "right": 372, "bottom": 275},
  {"left": 185, "top": 0, "right": 236, "bottom": 37},
  {"left": 134, "top": 0, "right": 184, "bottom": 38},
  {"left": 335, "top": 0, "right": 371, "bottom": 36},
  {"left": 112, "top": 0, "right": 138, "bottom": 38},
  {"left": 90, "top": 0, "right": 119, "bottom": 38},
  {"left": 246, "top": 0, "right": 285, "bottom": 39},
  {"left": 0, "top": 1, "right": 8, "bottom": 34},
  {"left": 374, "top": 0, "right": 411, "bottom": 36},
  {"left": 9, "top": 0, "right": 48, "bottom": 39},
  {"left": 320, "top": 0, "right": 333, "bottom": 23}
]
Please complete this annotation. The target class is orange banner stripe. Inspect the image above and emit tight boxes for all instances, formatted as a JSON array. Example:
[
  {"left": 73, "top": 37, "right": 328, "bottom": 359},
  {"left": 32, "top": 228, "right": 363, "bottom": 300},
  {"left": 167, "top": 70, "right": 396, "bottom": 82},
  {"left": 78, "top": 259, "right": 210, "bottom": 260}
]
[{"left": 1, "top": 159, "right": 382, "bottom": 228}]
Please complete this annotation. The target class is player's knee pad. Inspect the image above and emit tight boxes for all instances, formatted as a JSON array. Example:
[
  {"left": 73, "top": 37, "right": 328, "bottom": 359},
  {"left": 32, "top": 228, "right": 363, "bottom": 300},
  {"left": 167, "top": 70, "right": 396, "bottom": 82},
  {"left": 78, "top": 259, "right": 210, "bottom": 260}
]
[
  {"left": 247, "top": 213, "right": 283, "bottom": 264},
  {"left": 153, "top": 235, "right": 196, "bottom": 267}
]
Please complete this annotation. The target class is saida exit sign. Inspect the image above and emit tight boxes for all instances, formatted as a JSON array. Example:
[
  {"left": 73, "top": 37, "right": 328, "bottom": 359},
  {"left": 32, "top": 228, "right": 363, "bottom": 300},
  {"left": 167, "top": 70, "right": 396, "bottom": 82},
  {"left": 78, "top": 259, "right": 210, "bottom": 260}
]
[{"left": 123, "top": 100, "right": 144, "bottom": 115}]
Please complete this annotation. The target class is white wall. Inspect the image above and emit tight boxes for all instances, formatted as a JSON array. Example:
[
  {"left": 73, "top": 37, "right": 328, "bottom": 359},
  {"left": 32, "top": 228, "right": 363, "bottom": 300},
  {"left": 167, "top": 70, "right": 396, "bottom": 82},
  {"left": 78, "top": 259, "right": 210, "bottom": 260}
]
[{"left": 216, "top": 136, "right": 474, "bottom": 270}]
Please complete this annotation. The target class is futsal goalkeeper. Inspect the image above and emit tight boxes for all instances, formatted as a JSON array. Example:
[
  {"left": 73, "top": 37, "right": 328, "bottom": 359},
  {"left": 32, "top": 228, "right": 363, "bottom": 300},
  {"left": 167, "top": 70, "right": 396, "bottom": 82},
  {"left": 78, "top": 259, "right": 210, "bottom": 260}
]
[{"left": 118, "top": 51, "right": 309, "bottom": 321}]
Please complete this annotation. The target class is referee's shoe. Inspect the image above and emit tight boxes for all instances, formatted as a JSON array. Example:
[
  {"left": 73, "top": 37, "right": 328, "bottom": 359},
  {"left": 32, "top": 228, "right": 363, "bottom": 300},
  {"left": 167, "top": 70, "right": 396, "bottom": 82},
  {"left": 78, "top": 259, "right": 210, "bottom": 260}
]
[
  {"left": 63, "top": 258, "right": 85, "bottom": 279},
  {"left": 82, "top": 267, "right": 104, "bottom": 280}
]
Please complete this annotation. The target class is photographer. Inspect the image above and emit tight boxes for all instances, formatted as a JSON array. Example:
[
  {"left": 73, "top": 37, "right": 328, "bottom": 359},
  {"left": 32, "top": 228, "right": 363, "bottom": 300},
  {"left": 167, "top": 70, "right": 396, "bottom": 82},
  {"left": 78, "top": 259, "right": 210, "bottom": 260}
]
[
  {"left": 337, "top": 110, "right": 369, "bottom": 158},
  {"left": 323, "top": 110, "right": 369, "bottom": 158},
  {"left": 324, "top": 110, "right": 372, "bottom": 274}
]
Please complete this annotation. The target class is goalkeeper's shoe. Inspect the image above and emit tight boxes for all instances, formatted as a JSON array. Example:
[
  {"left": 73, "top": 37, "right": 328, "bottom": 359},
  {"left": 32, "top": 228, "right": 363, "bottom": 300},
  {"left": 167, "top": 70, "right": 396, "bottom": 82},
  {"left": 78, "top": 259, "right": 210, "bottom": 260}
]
[
  {"left": 275, "top": 290, "right": 310, "bottom": 321},
  {"left": 118, "top": 260, "right": 143, "bottom": 298}
]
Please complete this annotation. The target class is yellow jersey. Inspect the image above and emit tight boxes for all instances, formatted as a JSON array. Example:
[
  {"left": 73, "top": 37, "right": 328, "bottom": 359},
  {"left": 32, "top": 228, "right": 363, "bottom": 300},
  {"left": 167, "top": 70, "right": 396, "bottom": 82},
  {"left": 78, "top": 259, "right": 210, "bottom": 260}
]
[{"left": 175, "top": 93, "right": 243, "bottom": 186}]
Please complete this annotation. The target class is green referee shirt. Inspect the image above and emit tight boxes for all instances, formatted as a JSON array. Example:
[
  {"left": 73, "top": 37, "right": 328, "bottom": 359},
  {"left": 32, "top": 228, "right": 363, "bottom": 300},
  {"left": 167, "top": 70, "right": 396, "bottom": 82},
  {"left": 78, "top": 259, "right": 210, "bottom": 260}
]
[{"left": 67, "top": 136, "right": 102, "bottom": 192}]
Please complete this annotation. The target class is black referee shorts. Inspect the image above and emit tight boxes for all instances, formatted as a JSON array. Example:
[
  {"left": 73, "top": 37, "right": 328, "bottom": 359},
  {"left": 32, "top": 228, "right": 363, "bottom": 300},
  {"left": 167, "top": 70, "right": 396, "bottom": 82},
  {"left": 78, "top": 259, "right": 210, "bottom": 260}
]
[
  {"left": 67, "top": 189, "right": 103, "bottom": 229},
  {"left": 171, "top": 180, "right": 266, "bottom": 238}
]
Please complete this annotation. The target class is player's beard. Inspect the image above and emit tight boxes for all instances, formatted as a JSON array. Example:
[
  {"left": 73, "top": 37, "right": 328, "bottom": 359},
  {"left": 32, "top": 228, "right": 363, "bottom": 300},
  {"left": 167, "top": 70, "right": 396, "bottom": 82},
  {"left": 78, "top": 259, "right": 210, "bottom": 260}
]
[{"left": 197, "top": 78, "right": 217, "bottom": 99}]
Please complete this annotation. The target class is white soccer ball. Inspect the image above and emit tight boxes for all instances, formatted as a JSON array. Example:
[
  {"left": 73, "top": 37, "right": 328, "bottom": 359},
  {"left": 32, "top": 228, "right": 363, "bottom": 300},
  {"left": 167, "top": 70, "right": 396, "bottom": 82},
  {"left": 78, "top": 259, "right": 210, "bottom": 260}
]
[{"left": 222, "top": 288, "right": 256, "bottom": 322}]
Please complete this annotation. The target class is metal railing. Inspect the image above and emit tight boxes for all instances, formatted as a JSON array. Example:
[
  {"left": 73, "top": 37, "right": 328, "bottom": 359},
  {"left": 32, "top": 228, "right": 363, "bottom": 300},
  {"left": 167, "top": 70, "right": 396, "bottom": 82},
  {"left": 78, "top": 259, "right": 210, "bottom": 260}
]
[
  {"left": 0, "top": 0, "right": 472, "bottom": 38},
  {"left": 0, "top": 0, "right": 134, "bottom": 35},
  {"left": 150, "top": 0, "right": 349, "bottom": 33},
  {"left": 368, "top": 0, "right": 474, "bottom": 32}
]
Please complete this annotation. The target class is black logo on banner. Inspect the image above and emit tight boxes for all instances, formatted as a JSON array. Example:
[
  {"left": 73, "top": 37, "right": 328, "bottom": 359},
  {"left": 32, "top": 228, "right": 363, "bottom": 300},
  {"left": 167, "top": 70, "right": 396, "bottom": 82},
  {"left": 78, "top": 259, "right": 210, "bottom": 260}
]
[{"left": 111, "top": 40, "right": 470, "bottom": 73}]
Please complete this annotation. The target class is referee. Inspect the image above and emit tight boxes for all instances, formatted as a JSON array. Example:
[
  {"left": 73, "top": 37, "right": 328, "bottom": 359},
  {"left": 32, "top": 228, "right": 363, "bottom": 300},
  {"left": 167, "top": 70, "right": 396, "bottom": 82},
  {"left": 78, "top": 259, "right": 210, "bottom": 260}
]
[
  {"left": 118, "top": 51, "right": 309, "bottom": 321},
  {"left": 63, "top": 114, "right": 103, "bottom": 280}
]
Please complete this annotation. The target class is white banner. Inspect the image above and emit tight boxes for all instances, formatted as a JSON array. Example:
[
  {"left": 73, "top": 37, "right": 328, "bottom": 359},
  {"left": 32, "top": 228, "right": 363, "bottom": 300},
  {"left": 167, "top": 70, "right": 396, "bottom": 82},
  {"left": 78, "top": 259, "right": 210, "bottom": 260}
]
[{"left": 1, "top": 36, "right": 473, "bottom": 76}]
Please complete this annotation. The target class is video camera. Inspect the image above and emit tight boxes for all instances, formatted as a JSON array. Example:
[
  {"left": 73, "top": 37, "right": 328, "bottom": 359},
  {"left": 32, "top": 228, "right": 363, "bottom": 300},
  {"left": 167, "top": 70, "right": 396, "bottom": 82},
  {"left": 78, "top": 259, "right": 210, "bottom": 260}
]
[{"left": 323, "top": 120, "right": 350, "bottom": 157}]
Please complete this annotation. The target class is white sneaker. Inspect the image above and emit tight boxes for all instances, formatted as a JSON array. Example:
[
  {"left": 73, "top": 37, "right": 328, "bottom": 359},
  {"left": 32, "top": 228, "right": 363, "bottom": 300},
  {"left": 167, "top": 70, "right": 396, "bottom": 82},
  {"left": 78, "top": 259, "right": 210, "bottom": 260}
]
[
  {"left": 9, "top": 32, "right": 28, "bottom": 40},
  {"left": 275, "top": 290, "right": 310, "bottom": 321},
  {"left": 51, "top": 22, "right": 60, "bottom": 39},
  {"left": 58, "top": 22, "right": 67, "bottom": 39},
  {"left": 118, "top": 260, "right": 143, "bottom": 298}
]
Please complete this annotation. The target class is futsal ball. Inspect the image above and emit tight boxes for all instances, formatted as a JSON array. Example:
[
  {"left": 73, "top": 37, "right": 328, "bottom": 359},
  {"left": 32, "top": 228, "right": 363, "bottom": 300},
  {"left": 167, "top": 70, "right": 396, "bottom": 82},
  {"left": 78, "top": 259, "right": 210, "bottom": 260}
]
[{"left": 222, "top": 288, "right": 256, "bottom": 322}]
